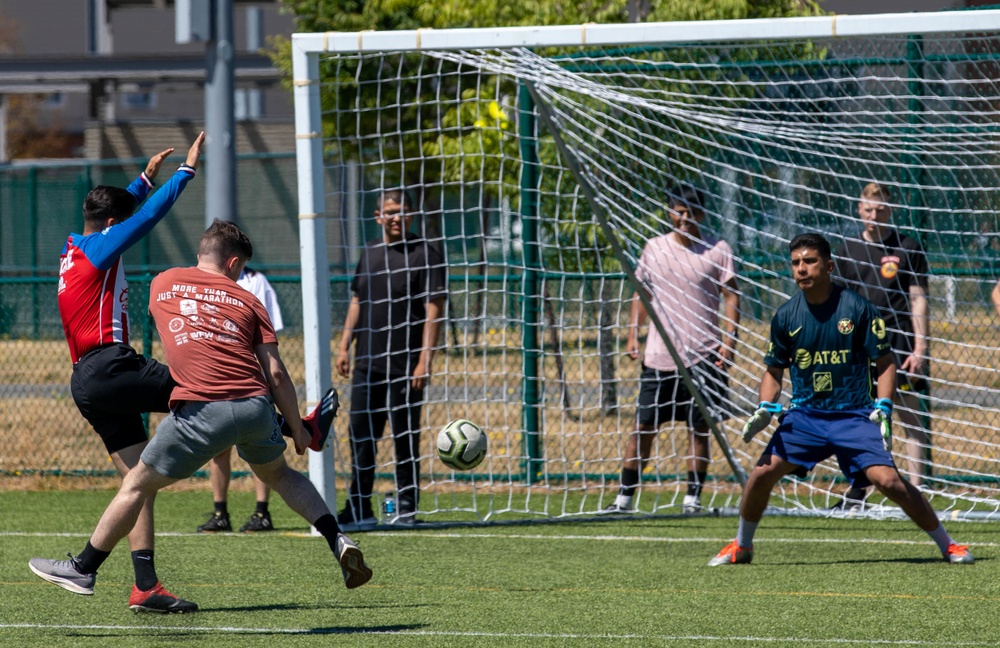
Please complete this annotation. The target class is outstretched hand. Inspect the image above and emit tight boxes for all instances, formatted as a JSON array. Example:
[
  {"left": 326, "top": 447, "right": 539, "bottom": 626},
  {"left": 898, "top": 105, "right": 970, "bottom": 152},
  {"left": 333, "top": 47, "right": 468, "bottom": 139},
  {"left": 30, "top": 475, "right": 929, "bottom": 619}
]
[
  {"left": 144, "top": 147, "right": 175, "bottom": 180},
  {"left": 870, "top": 398, "right": 893, "bottom": 452},
  {"left": 742, "top": 401, "right": 782, "bottom": 443},
  {"left": 185, "top": 131, "right": 206, "bottom": 170}
]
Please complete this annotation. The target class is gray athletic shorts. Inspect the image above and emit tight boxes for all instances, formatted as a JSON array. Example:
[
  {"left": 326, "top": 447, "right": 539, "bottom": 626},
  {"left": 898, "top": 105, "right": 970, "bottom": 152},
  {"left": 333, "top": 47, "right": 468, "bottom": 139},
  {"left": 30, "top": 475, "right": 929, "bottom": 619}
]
[{"left": 141, "top": 396, "right": 286, "bottom": 479}]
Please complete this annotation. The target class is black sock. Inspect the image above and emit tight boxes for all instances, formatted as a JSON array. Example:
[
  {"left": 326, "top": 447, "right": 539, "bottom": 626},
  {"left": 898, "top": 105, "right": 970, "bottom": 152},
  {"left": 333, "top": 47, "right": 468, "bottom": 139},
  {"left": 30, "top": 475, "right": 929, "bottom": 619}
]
[
  {"left": 620, "top": 468, "right": 640, "bottom": 497},
  {"left": 313, "top": 514, "right": 342, "bottom": 553},
  {"left": 255, "top": 501, "right": 269, "bottom": 515},
  {"left": 687, "top": 471, "right": 707, "bottom": 497},
  {"left": 131, "top": 550, "right": 158, "bottom": 591},
  {"left": 75, "top": 541, "right": 111, "bottom": 575},
  {"left": 214, "top": 501, "right": 228, "bottom": 515}
]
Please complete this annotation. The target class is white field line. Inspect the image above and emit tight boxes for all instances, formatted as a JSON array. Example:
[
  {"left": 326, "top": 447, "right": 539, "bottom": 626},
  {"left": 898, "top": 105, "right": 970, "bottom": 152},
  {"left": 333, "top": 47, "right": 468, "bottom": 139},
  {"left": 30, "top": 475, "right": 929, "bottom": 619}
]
[
  {"left": 0, "top": 624, "right": 995, "bottom": 645},
  {"left": 2, "top": 529, "right": 999, "bottom": 549}
]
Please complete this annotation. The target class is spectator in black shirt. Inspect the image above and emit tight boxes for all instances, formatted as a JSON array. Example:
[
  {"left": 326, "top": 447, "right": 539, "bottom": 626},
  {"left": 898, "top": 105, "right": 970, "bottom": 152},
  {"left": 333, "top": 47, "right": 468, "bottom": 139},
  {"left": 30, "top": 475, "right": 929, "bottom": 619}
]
[
  {"left": 833, "top": 182, "right": 931, "bottom": 505},
  {"left": 335, "top": 189, "right": 448, "bottom": 529}
]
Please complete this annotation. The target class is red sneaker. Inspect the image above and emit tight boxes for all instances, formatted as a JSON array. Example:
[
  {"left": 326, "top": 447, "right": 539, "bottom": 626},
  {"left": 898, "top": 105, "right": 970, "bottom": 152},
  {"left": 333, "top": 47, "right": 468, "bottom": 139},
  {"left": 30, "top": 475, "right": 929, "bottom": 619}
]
[
  {"left": 302, "top": 388, "right": 339, "bottom": 451},
  {"left": 128, "top": 582, "right": 198, "bottom": 614}
]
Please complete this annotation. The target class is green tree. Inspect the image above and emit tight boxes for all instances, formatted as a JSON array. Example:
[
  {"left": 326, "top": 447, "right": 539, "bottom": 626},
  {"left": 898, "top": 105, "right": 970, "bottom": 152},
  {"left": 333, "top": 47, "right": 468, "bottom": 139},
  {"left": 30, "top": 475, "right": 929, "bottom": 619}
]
[{"left": 269, "top": 0, "right": 824, "bottom": 407}]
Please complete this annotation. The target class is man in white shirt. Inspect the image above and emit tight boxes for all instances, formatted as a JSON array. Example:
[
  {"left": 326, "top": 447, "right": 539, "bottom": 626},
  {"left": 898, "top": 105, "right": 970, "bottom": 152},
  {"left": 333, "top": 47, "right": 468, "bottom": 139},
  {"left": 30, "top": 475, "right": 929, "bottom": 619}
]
[{"left": 196, "top": 267, "right": 286, "bottom": 533}]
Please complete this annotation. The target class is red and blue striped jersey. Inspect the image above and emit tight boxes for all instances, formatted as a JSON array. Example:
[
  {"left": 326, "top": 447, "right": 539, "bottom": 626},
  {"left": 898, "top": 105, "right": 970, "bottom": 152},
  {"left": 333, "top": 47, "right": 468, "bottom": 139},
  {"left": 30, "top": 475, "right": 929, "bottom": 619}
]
[{"left": 58, "top": 167, "right": 195, "bottom": 363}]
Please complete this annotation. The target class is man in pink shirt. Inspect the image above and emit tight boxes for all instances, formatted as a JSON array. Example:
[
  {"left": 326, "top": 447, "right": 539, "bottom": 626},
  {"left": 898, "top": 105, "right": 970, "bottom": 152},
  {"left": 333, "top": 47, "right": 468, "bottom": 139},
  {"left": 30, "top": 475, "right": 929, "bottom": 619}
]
[{"left": 604, "top": 184, "right": 740, "bottom": 514}]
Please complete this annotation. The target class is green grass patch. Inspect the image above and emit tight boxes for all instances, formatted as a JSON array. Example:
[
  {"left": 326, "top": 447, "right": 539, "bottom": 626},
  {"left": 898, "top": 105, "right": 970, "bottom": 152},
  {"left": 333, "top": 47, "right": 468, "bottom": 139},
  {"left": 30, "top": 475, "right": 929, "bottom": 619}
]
[{"left": 1, "top": 489, "right": 999, "bottom": 646}]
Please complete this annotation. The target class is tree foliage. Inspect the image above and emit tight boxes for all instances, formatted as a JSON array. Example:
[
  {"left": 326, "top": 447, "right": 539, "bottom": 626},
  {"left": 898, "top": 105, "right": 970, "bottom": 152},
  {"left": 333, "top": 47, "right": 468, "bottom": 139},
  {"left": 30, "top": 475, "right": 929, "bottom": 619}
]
[{"left": 268, "top": 0, "right": 825, "bottom": 266}]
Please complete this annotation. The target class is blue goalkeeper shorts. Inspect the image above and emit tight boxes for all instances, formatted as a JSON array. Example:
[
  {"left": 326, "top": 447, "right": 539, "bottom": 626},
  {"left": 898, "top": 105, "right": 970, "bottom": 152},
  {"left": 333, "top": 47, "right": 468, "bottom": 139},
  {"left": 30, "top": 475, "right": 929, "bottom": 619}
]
[{"left": 763, "top": 407, "right": 895, "bottom": 485}]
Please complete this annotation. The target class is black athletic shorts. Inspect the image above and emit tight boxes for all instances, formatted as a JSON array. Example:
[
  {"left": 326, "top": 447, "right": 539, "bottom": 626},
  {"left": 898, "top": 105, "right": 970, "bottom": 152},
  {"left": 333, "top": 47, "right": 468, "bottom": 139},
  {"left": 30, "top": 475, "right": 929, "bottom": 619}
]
[
  {"left": 70, "top": 343, "right": 176, "bottom": 454},
  {"left": 636, "top": 360, "right": 730, "bottom": 430}
]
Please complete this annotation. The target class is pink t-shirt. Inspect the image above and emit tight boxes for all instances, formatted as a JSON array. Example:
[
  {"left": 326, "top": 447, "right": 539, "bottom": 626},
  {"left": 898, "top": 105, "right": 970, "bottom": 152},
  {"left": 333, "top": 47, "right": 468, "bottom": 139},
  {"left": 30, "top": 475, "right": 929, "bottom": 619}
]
[
  {"left": 636, "top": 233, "right": 735, "bottom": 371},
  {"left": 149, "top": 266, "right": 277, "bottom": 407}
]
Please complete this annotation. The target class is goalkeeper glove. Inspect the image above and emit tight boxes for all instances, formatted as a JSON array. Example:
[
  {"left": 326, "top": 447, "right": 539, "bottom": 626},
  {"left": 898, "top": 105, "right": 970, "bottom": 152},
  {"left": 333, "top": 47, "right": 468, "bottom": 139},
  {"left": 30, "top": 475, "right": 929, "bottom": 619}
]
[
  {"left": 742, "top": 401, "right": 783, "bottom": 443},
  {"left": 870, "top": 397, "right": 894, "bottom": 452}
]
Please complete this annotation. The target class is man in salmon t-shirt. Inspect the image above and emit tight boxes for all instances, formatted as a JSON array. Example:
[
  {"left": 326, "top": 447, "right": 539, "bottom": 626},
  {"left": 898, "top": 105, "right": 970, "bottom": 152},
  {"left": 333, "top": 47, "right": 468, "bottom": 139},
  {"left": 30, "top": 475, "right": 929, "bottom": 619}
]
[
  {"left": 602, "top": 184, "right": 740, "bottom": 515},
  {"left": 29, "top": 221, "right": 372, "bottom": 602}
]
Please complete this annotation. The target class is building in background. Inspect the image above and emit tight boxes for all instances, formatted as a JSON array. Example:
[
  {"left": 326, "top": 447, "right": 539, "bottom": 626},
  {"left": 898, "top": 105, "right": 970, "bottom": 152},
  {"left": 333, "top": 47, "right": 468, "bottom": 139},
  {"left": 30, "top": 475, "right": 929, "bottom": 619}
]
[{"left": 0, "top": 0, "right": 294, "bottom": 161}]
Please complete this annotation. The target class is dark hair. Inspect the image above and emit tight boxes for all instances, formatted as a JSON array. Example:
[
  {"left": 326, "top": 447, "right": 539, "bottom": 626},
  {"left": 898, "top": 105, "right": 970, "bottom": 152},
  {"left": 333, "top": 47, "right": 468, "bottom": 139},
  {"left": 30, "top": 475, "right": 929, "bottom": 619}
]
[
  {"left": 789, "top": 232, "right": 831, "bottom": 261},
  {"left": 668, "top": 183, "right": 705, "bottom": 212},
  {"left": 83, "top": 186, "right": 137, "bottom": 228},
  {"left": 199, "top": 219, "right": 254, "bottom": 263},
  {"left": 377, "top": 188, "right": 415, "bottom": 213}
]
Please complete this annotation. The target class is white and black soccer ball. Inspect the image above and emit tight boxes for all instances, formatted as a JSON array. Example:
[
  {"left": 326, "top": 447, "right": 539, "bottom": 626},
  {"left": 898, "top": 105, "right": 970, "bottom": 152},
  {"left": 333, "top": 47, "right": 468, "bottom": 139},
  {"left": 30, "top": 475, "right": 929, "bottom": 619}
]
[{"left": 437, "top": 419, "right": 487, "bottom": 471}]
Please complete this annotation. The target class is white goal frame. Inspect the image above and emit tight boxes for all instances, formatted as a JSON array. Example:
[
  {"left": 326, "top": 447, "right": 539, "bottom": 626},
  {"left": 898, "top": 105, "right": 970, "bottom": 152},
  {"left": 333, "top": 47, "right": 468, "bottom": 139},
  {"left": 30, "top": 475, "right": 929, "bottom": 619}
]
[{"left": 292, "top": 9, "right": 1000, "bottom": 512}]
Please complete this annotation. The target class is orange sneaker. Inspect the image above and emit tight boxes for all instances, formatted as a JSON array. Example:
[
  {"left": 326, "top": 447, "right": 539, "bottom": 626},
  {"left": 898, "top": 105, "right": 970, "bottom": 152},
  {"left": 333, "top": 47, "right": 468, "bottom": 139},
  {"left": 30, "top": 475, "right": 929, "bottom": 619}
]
[
  {"left": 944, "top": 543, "right": 974, "bottom": 564},
  {"left": 708, "top": 540, "right": 754, "bottom": 566}
]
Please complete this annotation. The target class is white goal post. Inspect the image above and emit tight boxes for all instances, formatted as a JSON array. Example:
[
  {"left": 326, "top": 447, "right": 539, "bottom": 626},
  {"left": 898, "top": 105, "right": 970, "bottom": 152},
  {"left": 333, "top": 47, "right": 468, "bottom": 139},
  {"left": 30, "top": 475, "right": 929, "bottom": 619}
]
[{"left": 293, "top": 9, "right": 1000, "bottom": 523}]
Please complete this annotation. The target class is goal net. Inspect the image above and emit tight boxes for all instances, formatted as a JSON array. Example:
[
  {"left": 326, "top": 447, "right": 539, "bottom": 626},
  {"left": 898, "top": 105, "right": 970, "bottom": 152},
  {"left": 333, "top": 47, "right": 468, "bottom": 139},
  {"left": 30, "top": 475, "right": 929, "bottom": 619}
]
[{"left": 293, "top": 10, "right": 1000, "bottom": 523}]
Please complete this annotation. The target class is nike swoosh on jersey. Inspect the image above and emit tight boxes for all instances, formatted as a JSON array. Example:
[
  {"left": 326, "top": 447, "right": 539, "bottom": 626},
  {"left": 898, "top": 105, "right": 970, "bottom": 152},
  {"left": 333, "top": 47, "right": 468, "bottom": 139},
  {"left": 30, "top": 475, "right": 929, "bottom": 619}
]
[{"left": 789, "top": 326, "right": 803, "bottom": 337}]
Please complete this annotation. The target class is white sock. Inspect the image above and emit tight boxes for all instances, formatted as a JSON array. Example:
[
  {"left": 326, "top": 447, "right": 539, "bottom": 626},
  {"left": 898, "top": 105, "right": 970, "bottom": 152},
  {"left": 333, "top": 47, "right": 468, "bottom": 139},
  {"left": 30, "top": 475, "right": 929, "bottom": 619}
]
[
  {"left": 736, "top": 517, "right": 758, "bottom": 548},
  {"left": 927, "top": 523, "right": 953, "bottom": 554},
  {"left": 615, "top": 494, "right": 634, "bottom": 508}
]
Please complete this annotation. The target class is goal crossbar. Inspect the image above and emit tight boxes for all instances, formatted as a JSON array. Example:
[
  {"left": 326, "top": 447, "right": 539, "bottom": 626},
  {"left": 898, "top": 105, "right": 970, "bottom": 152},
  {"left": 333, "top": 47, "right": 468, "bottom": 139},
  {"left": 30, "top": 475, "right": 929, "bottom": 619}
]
[{"left": 291, "top": 9, "right": 1000, "bottom": 54}]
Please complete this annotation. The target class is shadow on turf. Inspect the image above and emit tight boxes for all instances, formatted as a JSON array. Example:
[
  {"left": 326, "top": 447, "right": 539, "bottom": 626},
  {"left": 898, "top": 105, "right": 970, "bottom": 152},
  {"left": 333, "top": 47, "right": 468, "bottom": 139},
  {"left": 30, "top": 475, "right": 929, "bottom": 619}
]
[
  {"left": 769, "top": 555, "right": 985, "bottom": 566},
  {"left": 202, "top": 602, "right": 409, "bottom": 614},
  {"left": 65, "top": 625, "right": 428, "bottom": 638}
]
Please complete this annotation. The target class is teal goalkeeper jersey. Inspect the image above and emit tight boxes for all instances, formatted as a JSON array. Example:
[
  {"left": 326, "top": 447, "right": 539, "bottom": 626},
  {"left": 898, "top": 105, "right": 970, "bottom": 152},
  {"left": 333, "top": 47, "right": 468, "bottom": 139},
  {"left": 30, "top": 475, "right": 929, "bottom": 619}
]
[{"left": 763, "top": 285, "right": 892, "bottom": 410}]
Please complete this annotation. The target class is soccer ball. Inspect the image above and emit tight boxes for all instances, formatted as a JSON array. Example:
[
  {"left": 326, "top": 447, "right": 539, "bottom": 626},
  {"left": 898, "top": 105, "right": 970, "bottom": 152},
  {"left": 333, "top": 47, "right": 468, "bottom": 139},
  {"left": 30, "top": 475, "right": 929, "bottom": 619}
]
[{"left": 437, "top": 419, "right": 487, "bottom": 471}]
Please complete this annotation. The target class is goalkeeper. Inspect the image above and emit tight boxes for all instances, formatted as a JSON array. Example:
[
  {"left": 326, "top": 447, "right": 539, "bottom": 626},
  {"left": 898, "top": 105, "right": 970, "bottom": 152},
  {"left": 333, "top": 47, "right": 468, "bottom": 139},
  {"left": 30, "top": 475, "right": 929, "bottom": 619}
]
[{"left": 709, "top": 233, "right": 973, "bottom": 566}]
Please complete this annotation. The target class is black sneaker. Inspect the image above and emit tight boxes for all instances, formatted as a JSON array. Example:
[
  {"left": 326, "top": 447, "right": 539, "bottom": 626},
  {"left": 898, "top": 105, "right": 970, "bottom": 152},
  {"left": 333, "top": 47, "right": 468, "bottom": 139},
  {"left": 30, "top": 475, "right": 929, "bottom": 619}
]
[
  {"left": 389, "top": 513, "right": 418, "bottom": 527},
  {"left": 336, "top": 506, "right": 377, "bottom": 533},
  {"left": 196, "top": 511, "right": 232, "bottom": 533},
  {"left": 239, "top": 511, "right": 274, "bottom": 532},
  {"left": 829, "top": 486, "right": 869, "bottom": 512}
]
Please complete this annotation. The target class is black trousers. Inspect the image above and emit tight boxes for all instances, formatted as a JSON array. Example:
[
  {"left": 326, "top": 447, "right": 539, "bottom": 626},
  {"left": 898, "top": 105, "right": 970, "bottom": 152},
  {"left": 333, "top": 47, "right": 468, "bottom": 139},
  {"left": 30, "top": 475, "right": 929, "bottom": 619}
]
[{"left": 344, "top": 372, "right": 423, "bottom": 517}]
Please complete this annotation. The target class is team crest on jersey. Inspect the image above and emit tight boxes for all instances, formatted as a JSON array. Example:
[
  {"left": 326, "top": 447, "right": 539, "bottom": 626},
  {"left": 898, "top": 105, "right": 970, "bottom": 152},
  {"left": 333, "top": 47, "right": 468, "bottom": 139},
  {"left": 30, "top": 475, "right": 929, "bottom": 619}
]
[
  {"left": 837, "top": 318, "right": 854, "bottom": 335},
  {"left": 880, "top": 255, "right": 900, "bottom": 279},
  {"left": 813, "top": 372, "right": 833, "bottom": 392},
  {"left": 871, "top": 317, "right": 887, "bottom": 339}
]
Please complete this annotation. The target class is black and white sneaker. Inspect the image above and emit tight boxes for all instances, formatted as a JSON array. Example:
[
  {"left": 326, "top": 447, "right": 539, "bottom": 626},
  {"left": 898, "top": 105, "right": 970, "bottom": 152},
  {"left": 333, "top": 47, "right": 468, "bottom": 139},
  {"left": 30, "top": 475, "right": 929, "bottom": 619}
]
[
  {"left": 28, "top": 554, "right": 96, "bottom": 595},
  {"left": 196, "top": 511, "right": 232, "bottom": 533},
  {"left": 829, "top": 486, "right": 869, "bottom": 512},
  {"left": 239, "top": 511, "right": 274, "bottom": 532},
  {"left": 336, "top": 507, "right": 377, "bottom": 533},
  {"left": 600, "top": 502, "right": 633, "bottom": 514}
]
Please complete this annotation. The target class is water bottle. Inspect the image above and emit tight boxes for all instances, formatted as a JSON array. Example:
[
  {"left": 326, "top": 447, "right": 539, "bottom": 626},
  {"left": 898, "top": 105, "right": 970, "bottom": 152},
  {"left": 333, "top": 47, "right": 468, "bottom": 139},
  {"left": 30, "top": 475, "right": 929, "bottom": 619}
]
[{"left": 382, "top": 492, "right": 396, "bottom": 522}]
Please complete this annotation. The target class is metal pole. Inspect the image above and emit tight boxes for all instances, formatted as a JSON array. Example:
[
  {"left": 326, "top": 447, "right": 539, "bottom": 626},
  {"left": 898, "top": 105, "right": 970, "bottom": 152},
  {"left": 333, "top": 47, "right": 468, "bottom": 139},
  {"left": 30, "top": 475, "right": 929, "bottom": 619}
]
[
  {"left": 518, "top": 83, "right": 543, "bottom": 483},
  {"left": 293, "top": 45, "right": 335, "bottom": 510},
  {"left": 205, "top": 0, "right": 236, "bottom": 225}
]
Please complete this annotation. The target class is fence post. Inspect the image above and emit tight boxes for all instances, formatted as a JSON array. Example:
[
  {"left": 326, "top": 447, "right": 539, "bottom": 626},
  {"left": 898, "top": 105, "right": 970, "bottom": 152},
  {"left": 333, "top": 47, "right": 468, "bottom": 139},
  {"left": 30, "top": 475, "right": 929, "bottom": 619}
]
[{"left": 518, "top": 82, "right": 543, "bottom": 483}]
